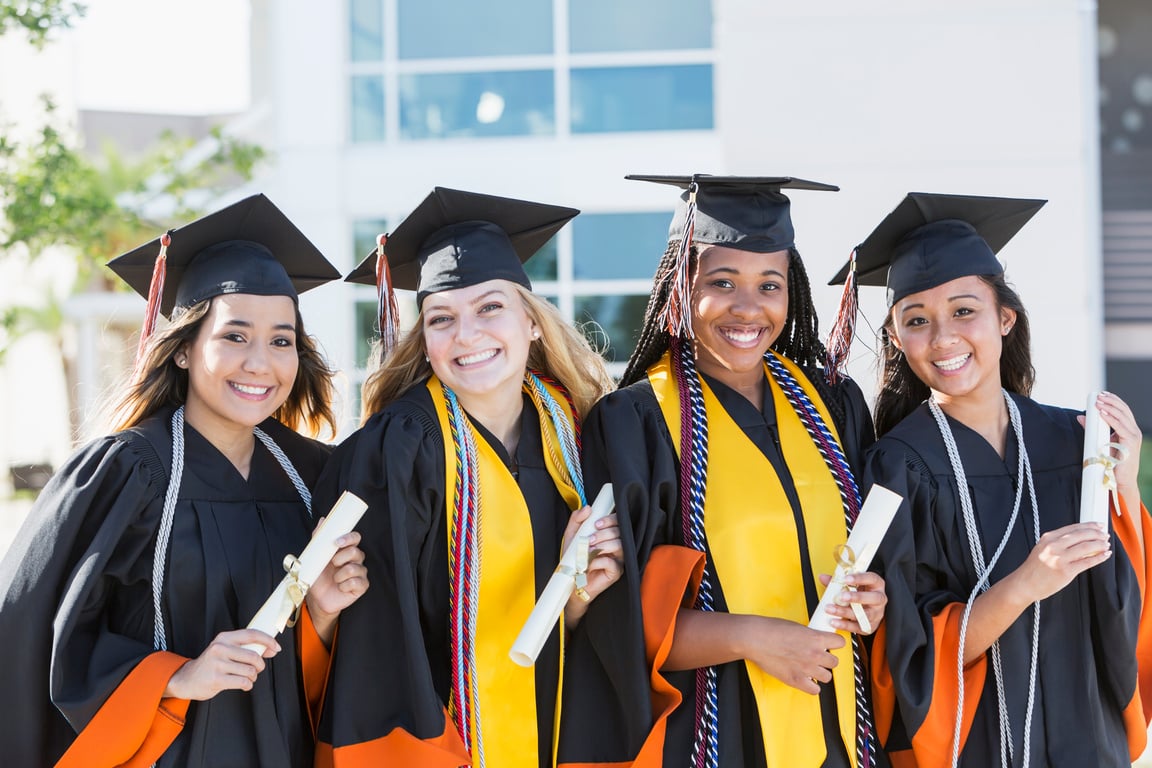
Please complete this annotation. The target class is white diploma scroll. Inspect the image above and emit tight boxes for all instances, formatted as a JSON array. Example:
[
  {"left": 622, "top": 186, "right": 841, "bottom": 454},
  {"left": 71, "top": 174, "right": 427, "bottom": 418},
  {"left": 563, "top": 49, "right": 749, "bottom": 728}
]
[
  {"left": 242, "top": 491, "right": 369, "bottom": 652},
  {"left": 808, "top": 484, "right": 903, "bottom": 634},
  {"left": 510, "top": 483, "right": 616, "bottom": 667},
  {"left": 1080, "top": 391, "right": 1113, "bottom": 525}
]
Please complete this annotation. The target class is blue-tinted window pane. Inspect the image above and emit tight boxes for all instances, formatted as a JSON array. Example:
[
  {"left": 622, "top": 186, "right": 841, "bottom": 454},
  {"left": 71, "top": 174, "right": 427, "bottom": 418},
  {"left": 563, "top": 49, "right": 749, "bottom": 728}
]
[
  {"left": 571, "top": 65, "right": 713, "bottom": 133},
  {"left": 349, "top": 0, "right": 384, "bottom": 62},
  {"left": 576, "top": 294, "right": 650, "bottom": 363},
  {"left": 524, "top": 237, "right": 558, "bottom": 281},
  {"left": 570, "top": 0, "right": 711, "bottom": 53},
  {"left": 400, "top": 71, "right": 554, "bottom": 139},
  {"left": 398, "top": 0, "right": 551, "bottom": 58},
  {"left": 573, "top": 212, "right": 671, "bottom": 280},
  {"left": 353, "top": 218, "right": 388, "bottom": 263},
  {"left": 355, "top": 299, "right": 378, "bottom": 369},
  {"left": 351, "top": 76, "right": 385, "bottom": 142}
]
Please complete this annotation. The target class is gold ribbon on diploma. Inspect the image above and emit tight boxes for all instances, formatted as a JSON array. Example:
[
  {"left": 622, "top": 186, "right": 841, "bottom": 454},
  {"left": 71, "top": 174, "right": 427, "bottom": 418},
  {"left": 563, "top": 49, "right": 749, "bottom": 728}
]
[
  {"left": 1083, "top": 441, "right": 1130, "bottom": 515},
  {"left": 282, "top": 554, "right": 311, "bottom": 628},
  {"left": 829, "top": 544, "right": 871, "bottom": 634}
]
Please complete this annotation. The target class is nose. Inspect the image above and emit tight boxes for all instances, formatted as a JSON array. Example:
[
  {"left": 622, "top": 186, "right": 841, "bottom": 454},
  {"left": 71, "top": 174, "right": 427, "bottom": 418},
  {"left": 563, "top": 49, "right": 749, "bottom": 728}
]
[
  {"left": 728, "top": 286, "right": 762, "bottom": 319},
  {"left": 454, "top": 313, "right": 482, "bottom": 344},
  {"left": 930, "top": 321, "right": 958, "bottom": 349},
  {"left": 243, "top": 342, "right": 271, "bottom": 373}
]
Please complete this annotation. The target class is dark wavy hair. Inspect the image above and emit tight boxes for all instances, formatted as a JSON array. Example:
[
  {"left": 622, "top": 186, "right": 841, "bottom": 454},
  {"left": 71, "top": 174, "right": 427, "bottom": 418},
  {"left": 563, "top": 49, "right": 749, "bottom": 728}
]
[
  {"left": 620, "top": 240, "right": 845, "bottom": 424},
  {"left": 108, "top": 297, "right": 337, "bottom": 438},
  {"left": 873, "top": 273, "right": 1035, "bottom": 437}
]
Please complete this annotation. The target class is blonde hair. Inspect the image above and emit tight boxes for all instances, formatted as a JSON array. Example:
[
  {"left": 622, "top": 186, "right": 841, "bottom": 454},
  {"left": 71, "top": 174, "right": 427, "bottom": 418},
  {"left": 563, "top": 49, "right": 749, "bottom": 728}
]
[
  {"left": 361, "top": 284, "right": 613, "bottom": 422},
  {"left": 107, "top": 297, "right": 337, "bottom": 438}
]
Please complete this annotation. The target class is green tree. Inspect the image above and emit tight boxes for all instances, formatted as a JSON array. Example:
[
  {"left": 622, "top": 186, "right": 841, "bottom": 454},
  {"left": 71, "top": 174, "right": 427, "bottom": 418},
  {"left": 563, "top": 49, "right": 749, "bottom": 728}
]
[{"left": 0, "top": 0, "right": 84, "bottom": 47}]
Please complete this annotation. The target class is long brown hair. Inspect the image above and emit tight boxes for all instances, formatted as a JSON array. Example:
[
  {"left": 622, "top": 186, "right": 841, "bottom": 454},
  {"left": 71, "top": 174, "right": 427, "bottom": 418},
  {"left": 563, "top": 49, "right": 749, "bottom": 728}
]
[
  {"left": 873, "top": 273, "right": 1035, "bottom": 436},
  {"left": 360, "top": 283, "right": 613, "bottom": 422},
  {"left": 107, "top": 297, "right": 337, "bottom": 438}
]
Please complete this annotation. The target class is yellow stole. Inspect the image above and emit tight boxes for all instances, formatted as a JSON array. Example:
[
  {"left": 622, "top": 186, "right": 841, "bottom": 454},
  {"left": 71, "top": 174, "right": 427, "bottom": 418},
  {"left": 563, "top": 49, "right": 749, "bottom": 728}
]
[
  {"left": 649, "top": 351, "right": 857, "bottom": 767},
  {"left": 427, "top": 375, "right": 582, "bottom": 768}
]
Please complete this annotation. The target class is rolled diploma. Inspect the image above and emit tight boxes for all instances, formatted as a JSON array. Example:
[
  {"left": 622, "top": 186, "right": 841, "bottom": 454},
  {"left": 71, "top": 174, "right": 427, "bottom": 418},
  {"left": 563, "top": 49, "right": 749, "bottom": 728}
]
[
  {"left": 809, "top": 484, "right": 902, "bottom": 633},
  {"left": 510, "top": 483, "right": 615, "bottom": 667},
  {"left": 1079, "top": 391, "right": 1110, "bottom": 525},
  {"left": 242, "top": 491, "right": 368, "bottom": 652}
]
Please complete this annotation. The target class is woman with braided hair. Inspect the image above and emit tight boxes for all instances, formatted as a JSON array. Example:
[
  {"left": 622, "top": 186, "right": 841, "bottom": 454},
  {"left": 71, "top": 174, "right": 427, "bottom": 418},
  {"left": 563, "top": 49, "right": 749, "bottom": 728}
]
[
  {"left": 309, "top": 187, "right": 625, "bottom": 768},
  {"left": 834, "top": 193, "right": 1152, "bottom": 767},
  {"left": 0, "top": 195, "right": 369, "bottom": 767},
  {"left": 575, "top": 175, "right": 889, "bottom": 767}
]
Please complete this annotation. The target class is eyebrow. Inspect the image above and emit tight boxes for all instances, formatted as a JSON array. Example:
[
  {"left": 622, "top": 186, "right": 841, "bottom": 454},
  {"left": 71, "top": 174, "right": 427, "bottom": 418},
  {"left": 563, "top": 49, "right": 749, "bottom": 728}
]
[
  {"left": 702, "top": 266, "right": 786, "bottom": 279},
  {"left": 223, "top": 319, "right": 297, "bottom": 332},
  {"left": 898, "top": 294, "right": 983, "bottom": 314},
  {"left": 424, "top": 288, "right": 508, "bottom": 313}
]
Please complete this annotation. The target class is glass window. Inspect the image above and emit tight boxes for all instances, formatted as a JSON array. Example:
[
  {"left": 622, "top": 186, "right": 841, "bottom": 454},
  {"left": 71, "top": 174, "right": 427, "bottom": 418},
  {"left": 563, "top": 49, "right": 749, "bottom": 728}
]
[
  {"left": 571, "top": 65, "right": 713, "bottom": 133},
  {"left": 354, "top": 299, "right": 380, "bottom": 369},
  {"left": 398, "top": 0, "right": 552, "bottom": 59},
  {"left": 572, "top": 212, "right": 671, "bottom": 280},
  {"left": 351, "top": 76, "right": 386, "bottom": 142},
  {"left": 349, "top": 0, "right": 384, "bottom": 62},
  {"left": 399, "top": 71, "right": 554, "bottom": 139},
  {"left": 524, "top": 237, "right": 558, "bottom": 281},
  {"left": 575, "top": 294, "right": 651, "bottom": 363},
  {"left": 353, "top": 218, "right": 389, "bottom": 262},
  {"left": 570, "top": 0, "right": 711, "bottom": 53}
]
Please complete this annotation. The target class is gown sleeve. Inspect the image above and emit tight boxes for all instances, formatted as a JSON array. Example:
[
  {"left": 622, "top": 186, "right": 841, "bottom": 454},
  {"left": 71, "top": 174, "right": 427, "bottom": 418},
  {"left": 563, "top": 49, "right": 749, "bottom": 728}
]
[
  {"left": 0, "top": 433, "right": 191, "bottom": 768},
  {"left": 864, "top": 438, "right": 988, "bottom": 767},
  {"left": 313, "top": 402, "right": 472, "bottom": 768},
  {"left": 557, "top": 386, "right": 704, "bottom": 767}
]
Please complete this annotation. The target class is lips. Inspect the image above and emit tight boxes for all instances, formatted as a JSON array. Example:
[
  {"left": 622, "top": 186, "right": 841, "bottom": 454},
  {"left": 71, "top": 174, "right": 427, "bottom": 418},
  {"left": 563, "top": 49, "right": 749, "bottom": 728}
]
[
  {"left": 933, "top": 353, "right": 971, "bottom": 372},
  {"left": 229, "top": 382, "right": 272, "bottom": 398},
  {"left": 455, "top": 348, "right": 499, "bottom": 367},
  {"left": 718, "top": 326, "right": 765, "bottom": 346}
]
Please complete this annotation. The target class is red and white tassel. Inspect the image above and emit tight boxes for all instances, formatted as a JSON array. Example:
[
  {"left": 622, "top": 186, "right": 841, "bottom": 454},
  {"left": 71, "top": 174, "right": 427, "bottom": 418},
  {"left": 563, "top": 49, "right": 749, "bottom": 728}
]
[
  {"left": 375, "top": 234, "right": 401, "bottom": 361},
  {"left": 825, "top": 248, "right": 859, "bottom": 385},
  {"left": 658, "top": 182, "right": 698, "bottom": 339},
  {"left": 135, "top": 231, "right": 171, "bottom": 369}
]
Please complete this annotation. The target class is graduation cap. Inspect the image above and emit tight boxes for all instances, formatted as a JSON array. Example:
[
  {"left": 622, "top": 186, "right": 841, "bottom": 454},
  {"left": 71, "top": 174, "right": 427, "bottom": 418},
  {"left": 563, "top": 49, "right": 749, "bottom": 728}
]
[
  {"left": 823, "top": 192, "right": 1046, "bottom": 379},
  {"left": 625, "top": 173, "right": 838, "bottom": 337},
  {"left": 108, "top": 193, "right": 340, "bottom": 364},
  {"left": 345, "top": 186, "right": 579, "bottom": 358}
]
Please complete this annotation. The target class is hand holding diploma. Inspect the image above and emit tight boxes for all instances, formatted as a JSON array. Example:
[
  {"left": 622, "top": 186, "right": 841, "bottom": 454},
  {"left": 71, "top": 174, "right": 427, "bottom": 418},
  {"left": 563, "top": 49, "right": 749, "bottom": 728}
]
[
  {"left": 511, "top": 484, "right": 618, "bottom": 667},
  {"left": 1080, "top": 391, "right": 1143, "bottom": 525},
  {"left": 810, "top": 484, "right": 902, "bottom": 635},
  {"left": 242, "top": 491, "right": 369, "bottom": 652}
]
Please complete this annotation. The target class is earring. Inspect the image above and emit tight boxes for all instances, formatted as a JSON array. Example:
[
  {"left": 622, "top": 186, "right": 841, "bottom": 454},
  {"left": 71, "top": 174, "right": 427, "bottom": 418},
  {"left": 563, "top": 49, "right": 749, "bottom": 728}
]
[
  {"left": 175, "top": 354, "right": 187, "bottom": 367},
  {"left": 1002, "top": 325, "right": 1013, "bottom": 336},
  {"left": 531, "top": 330, "right": 540, "bottom": 340}
]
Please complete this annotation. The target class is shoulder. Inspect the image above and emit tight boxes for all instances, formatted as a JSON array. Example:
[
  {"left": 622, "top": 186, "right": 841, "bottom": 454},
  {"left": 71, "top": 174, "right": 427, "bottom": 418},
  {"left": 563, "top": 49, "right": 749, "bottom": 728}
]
[
  {"left": 590, "top": 379, "right": 659, "bottom": 418},
  {"left": 1011, "top": 393, "right": 1082, "bottom": 466},
  {"left": 330, "top": 384, "right": 442, "bottom": 466},
  {"left": 869, "top": 405, "right": 939, "bottom": 477}
]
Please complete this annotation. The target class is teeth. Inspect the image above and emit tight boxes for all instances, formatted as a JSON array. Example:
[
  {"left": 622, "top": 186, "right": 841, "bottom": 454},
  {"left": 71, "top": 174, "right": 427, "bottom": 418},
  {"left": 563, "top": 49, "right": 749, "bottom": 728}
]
[
  {"left": 934, "top": 354, "right": 970, "bottom": 371},
  {"left": 232, "top": 383, "right": 270, "bottom": 395},
  {"left": 456, "top": 349, "right": 498, "bottom": 366},
  {"left": 721, "top": 328, "right": 761, "bottom": 343}
]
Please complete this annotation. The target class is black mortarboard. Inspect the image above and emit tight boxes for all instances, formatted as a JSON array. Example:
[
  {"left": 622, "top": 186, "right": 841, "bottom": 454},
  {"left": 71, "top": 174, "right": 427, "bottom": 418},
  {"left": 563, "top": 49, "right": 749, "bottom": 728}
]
[
  {"left": 828, "top": 192, "right": 1046, "bottom": 307},
  {"left": 626, "top": 174, "right": 839, "bottom": 253},
  {"left": 107, "top": 193, "right": 339, "bottom": 364},
  {"left": 345, "top": 187, "right": 578, "bottom": 307}
]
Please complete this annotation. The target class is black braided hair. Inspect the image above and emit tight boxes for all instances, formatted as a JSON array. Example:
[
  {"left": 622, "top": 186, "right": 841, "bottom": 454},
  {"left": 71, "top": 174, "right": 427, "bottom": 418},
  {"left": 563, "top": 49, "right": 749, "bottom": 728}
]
[{"left": 619, "top": 240, "right": 680, "bottom": 387}]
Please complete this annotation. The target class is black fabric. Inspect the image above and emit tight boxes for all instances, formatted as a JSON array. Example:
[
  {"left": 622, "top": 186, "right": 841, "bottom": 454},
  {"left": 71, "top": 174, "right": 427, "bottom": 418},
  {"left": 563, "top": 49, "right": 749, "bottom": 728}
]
[
  {"left": 0, "top": 409, "right": 330, "bottom": 767},
  {"left": 577, "top": 365, "right": 881, "bottom": 766},
  {"left": 867, "top": 395, "right": 1142, "bottom": 767},
  {"left": 107, "top": 193, "right": 338, "bottom": 317},
  {"left": 314, "top": 386, "right": 570, "bottom": 767}
]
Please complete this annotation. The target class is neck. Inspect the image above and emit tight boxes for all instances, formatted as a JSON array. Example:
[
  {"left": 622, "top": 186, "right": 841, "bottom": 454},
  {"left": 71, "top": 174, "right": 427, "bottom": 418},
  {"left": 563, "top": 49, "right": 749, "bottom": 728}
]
[
  {"left": 456, "top": 379, "right": 526, "bottom": 457},
  {"left": 181, "top": 404, "right": 257, "bottom": 478},
  {"left": 933, "top": 386, "right": 1010, "bottom": 458},
  {"left": 694, "top": 356, "right": 765, "bottom": 411}
]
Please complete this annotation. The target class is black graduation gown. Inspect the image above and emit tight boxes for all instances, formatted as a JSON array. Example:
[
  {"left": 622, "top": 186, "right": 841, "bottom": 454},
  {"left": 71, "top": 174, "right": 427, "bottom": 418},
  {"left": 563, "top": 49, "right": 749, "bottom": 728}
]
[
  {"left": 314, "top": 385, "right": 567, "bottom": 768},
  {"left": 577, "top": 367, "right": 878, "bottom": 767},
  {"left": 866, "top": 394, "right": 1144, "bottom": 767},
  {"left": 0, "top": 407, "right": 329, "bottom": 767}
]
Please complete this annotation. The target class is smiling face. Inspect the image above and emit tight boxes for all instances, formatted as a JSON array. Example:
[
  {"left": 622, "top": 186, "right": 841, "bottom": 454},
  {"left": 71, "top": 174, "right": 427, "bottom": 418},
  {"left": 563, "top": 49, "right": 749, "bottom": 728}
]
[
  {"left": 178, "top": 293, "right": 300, "bottom": 442},
  {"left": 422, "top": 279, "right": 538, "bottom": 409},
  {"left": 689, "top": 245, "right": 790, "bottom": 388},
  {"left": 889, "top": 274, "right": 1016, "bottom": 407}
]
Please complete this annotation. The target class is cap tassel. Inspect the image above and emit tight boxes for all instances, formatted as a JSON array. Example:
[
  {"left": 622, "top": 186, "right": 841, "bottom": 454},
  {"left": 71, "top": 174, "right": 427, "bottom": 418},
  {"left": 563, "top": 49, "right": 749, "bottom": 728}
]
[
  {"left": 658, "top": 181, "right": 698, "bottom": 338},
  {"left": 375, "top": 234, "right": 401, "bottom": 360},
  {"left": 825, "top": 248, "right": 859, "bottom": 385},
  {"left": 135, "top": 231, "right": 172, "bottom": 368}
]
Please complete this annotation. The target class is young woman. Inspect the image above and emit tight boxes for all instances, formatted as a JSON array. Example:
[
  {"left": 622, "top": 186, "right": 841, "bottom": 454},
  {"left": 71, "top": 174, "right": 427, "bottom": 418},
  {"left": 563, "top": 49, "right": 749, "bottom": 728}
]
[
  {"left": 843, "top": 193, "right": 1152, "bottom": 767},
  {"left": 310, "top": 187, "right": 622, "bottom": 768},
  {"left": 578, "top": 175, "right": 889, "bottom": 768},
  {"left": 0, "top": 194, "right": 368, "bottom": 768}
]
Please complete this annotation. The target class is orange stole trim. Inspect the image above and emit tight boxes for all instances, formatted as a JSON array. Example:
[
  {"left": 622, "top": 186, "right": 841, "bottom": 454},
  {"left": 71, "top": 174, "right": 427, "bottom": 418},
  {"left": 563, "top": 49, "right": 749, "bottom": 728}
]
[
  {"left": 299, "top": 603, "right": 335, "bottom": 736},
  {"left": 558, "top": 545, "right": 704, "bottom": 768},
  {"left": 1113, "top": 498, "right": 1152, "bottom": 758},
  {"left": 315, "top": 709, "right": 471, "bottom": 768},
  {"left": 869, "top": 623, "right": 898, "bottom": 747},
  {"left": 55, "top": 650, "right": 190, "bottom": 768},
  {"left": 907, "top": 604, "right": 988, "bottom": 765}
]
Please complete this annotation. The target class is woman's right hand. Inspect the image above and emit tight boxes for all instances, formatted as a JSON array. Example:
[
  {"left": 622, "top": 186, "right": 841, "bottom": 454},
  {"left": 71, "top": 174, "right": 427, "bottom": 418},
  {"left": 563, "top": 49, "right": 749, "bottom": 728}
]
[
  {"left": 163, "top": 629, "right": 281, "bottom": 700},
  {"left": 741, "top": 616, "right": 845, "bottom": 695},
  {"left": 1013, "top": 522, "right": 1112, "bottom": 603}
]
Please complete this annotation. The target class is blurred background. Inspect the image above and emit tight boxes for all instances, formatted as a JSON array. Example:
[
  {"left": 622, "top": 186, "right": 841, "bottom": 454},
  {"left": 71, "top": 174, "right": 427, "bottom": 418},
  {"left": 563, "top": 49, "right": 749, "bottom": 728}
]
[{"left": 1, "top": 0, "right": 1150, "bottom": 593}]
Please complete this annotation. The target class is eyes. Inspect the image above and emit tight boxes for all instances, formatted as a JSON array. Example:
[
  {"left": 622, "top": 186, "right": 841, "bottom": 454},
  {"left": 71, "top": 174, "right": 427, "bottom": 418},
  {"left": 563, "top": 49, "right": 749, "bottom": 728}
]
[
  {"left": 706, "top": 278, "right": 782, "bottom": 292},
  {"left": 902, "top": 306, "right": 976, "bottom": 328},
  {"left": 425, "top": 301, "right": 505, "bottom": 328},
  {"left": 220, "top": 331, "right": 296, "bottom": 348}
]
